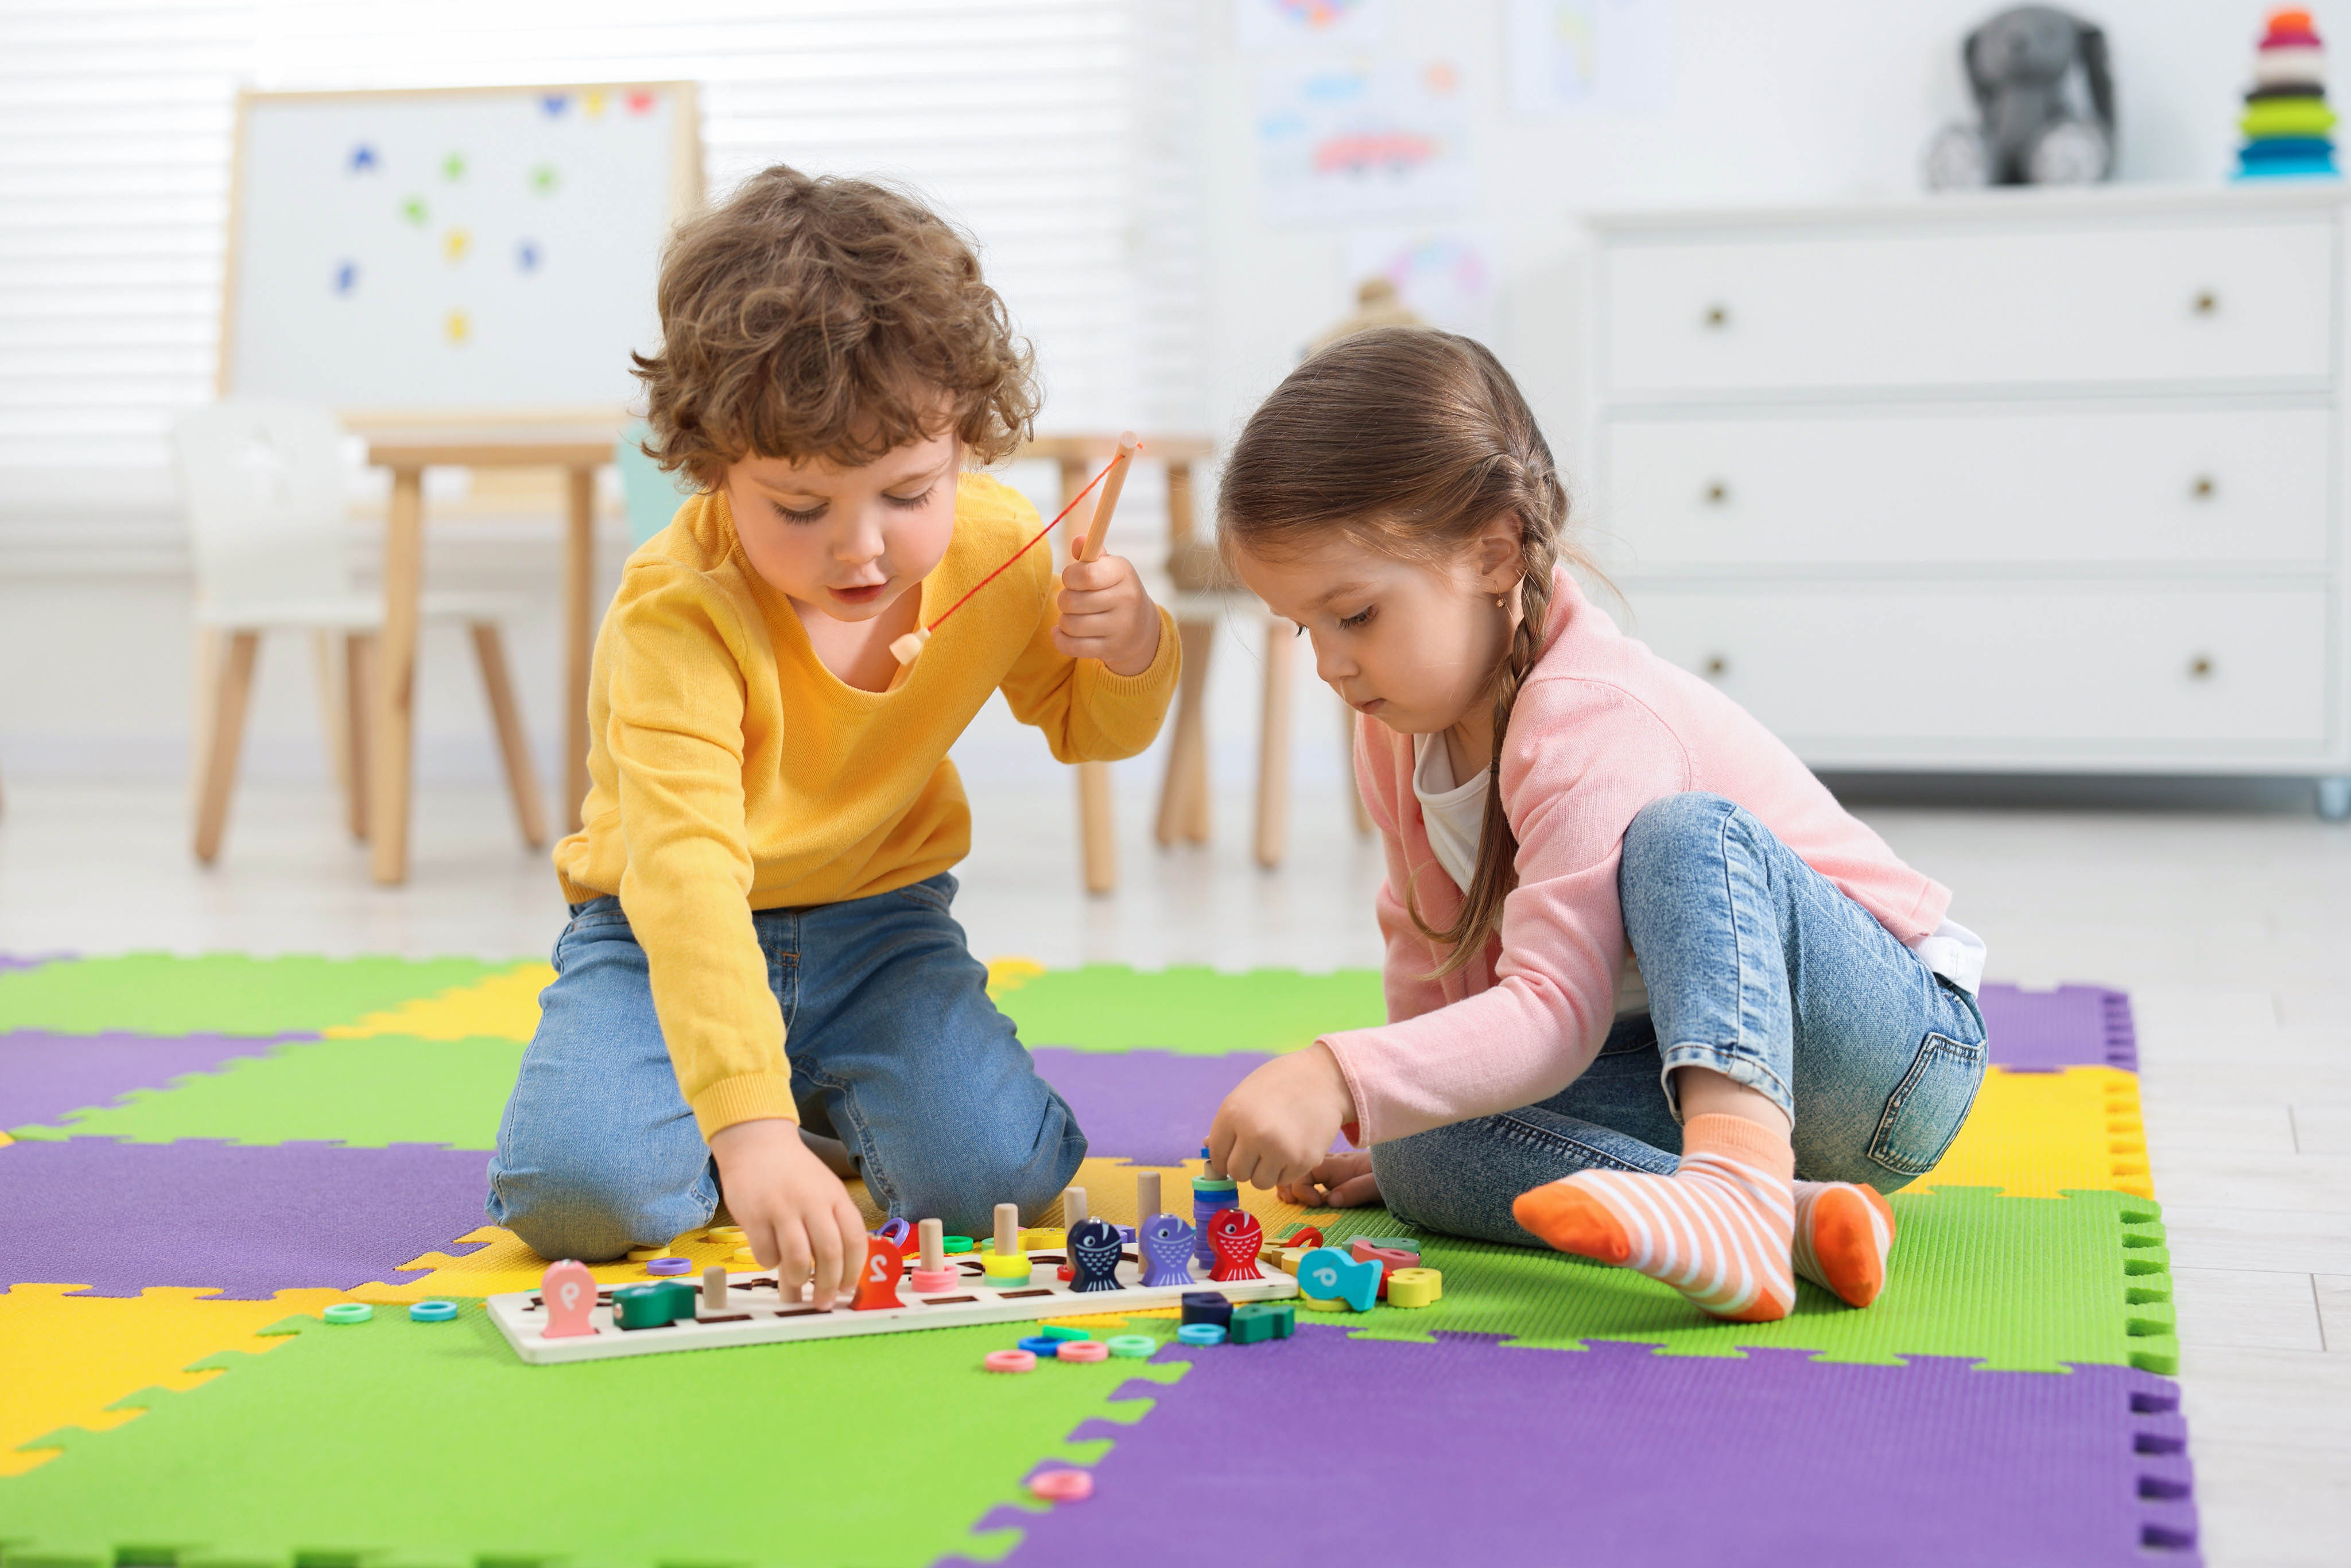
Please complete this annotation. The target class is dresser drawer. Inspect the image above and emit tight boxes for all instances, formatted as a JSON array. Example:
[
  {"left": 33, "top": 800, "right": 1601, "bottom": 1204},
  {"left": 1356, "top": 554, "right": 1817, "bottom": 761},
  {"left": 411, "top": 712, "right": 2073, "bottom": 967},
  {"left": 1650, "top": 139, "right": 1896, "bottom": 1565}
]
[
  {"left": 1623, "top": 585, "right": 2333, "bottom": 751},
  {"left": 1600, "top": 405, "right": 2334, "bottom": 570},
  {"left": 1601, "top": 218, "right": 2334, "bottom": 397}
]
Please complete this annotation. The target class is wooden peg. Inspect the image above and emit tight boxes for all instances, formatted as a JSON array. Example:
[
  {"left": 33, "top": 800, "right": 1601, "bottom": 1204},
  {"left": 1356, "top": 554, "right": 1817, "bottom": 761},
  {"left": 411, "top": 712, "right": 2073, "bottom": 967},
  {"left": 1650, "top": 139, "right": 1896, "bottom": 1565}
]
[
  {"left": 1063, "top": 1186, "right": 1089, "bottom": 1231},
  {"left": 994, "top": 1202, "right": 1022, "bottom": 1260},
  {"left": 918, "top": 1217, "right": 945, "bottom": 1274},
  {"left": 1136, "top": 1169, "right": 1162, "bottom": 1224},
  {"left": 1074, "top": 432, "right": 1139, "bottom": 564},
  {"left": 701, "top": 1264, "right": 728, "bottom": 1313}
]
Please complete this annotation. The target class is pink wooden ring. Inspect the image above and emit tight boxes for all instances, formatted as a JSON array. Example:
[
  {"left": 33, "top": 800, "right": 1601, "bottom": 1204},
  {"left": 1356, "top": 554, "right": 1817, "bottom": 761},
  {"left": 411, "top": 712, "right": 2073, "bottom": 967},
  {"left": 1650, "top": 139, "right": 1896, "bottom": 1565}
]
[
  {"left": 984, "top": 1349, "right": 1038, "bottom": 1373},
  {"left": 910, "top": 1268, "right": 960, "bottom": 1293},
  {"left": 1029, "top": 1469, "right": 1095, "bottom": 1502},
  {"left": 1054, "top": 1339, "right": 1109, "bottom": 1363}
]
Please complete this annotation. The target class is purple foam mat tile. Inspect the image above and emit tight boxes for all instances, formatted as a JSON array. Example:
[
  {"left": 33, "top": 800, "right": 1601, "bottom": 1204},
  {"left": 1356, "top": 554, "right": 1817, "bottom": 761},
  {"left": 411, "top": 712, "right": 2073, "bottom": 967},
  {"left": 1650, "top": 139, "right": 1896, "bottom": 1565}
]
[
  {"left": 0, "top": 1030, "right": 307, "bottom": 1130},
  {"left": 967, "top": 1330, "right": 2198, "bottom": 1568},
  {"left": 1029, "top": 1049, "right": 1267, "bottom": 1169},
  {"left": 1977, "top": 983, "right": 2138, "bottom": 1073},
  {"left": 0, "top": 954, "right": 61, "bottom": 973},
  {"left": 0, "top": 1137, "right": 492, "bottom": 1299}
]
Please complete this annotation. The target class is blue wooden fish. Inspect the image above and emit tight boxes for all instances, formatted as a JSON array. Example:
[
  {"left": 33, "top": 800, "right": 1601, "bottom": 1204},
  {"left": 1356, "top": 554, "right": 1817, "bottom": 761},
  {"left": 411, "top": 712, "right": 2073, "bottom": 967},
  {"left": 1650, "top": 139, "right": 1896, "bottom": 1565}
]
[
  {"left": 1138, "top": 1213, "right": 1196, "bottom": 1287},
  {"left": 1296, "top": 1246, "right": 1381, "bottom": 1312}
]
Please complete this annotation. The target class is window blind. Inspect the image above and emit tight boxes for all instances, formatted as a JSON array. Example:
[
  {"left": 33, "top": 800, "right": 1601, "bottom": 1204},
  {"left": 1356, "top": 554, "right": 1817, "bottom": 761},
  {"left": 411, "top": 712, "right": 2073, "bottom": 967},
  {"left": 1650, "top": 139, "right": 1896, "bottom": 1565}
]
[{"left": 0, "top": 0, "right": 1201, "bottom": 538}]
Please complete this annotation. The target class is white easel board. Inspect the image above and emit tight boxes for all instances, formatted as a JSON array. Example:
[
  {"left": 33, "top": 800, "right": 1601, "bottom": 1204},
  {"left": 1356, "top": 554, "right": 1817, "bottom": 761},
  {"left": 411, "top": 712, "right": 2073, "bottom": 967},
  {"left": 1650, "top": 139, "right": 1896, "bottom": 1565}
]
[
  {"left": 489, "top": 1249, "right": 1300, "bottom": 1366},
  {"left": 220, "top": 83, "right": 702, "bottom": 419}
]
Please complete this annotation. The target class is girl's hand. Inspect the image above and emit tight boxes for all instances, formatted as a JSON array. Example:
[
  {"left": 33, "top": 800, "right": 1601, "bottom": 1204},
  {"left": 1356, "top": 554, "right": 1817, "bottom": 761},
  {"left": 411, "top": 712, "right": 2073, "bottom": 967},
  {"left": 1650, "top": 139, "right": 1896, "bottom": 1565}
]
[
  {"left": 1277, "top": 1151, "right": 1382, "bottom": 1209},
  {"left": 708, "top": 1118, "right": 869, "bottom": 1307},
  {"left": 1209, "top": 1044, "right": 1357, "bottom": 1194},
  {"left": 1055, "top": 553, "right": 1162, "bottom": 676}
]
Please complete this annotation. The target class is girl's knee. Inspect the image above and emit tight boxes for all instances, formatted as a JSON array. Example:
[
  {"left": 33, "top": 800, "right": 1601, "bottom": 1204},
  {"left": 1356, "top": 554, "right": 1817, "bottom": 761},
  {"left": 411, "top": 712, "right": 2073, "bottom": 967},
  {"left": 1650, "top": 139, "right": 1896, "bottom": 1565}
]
[{"left": 1622, "top": 791, "right": 1741, "bottom": 870}]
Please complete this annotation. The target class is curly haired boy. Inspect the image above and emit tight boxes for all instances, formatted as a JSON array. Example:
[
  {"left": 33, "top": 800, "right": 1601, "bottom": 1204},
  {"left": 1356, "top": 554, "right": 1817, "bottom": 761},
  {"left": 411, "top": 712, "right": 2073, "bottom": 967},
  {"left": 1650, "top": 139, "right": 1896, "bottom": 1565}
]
[{"left": 486, "top": 166, "right": 1178, "bottom": 1304}]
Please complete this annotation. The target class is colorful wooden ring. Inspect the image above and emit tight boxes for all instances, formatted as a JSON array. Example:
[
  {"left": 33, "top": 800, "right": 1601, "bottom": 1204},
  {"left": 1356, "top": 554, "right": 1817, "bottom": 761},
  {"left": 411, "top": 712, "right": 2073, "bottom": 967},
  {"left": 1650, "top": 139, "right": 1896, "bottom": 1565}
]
[
  {"left": 943, "top": 1236, "right": 976, "bottom": 1254},
  {"left": 981, "top": 1255, "right": 1033, "bottom": 1285},
  {"left": 1056, "top": 1340, "right": 1110, "bottom": 1363},
  {"left": 1016, "top": 1334, "right": 1064, "bottom": 1358},
  {"left": 1387, "top": 1267, "right": 1443, "bottom": 1308},
  {"left": 1298, "top": 1295, "right": 1349, "bottom": 1311},
  {"left": 909, "top": 1267, "right": 960, "bottom": 1293},
  {"left": 1176, "top": 1322, "right": 1228, "bottom": 1346},
  {"left": 645, "top": 1256, "right": 692, "bottom": 1275},
  {"left": 406, "top": 1299, "right": 458, "bottom": 1322},
  {"left": 1029, "top": 1469, "right": 1095, "bottom": 1502},
  {"left": 323, "top": 1303, "right": 372, "bottom": 1324},
  {"left": 624, "top": 1246, "right": 666, "bottom": 1262},
  {"left": 1106, "top": 1334, "right": 1158, "bottom": 1358},
  {"left": 983, "top": 1349, "right": 1038, "bottom": 1373}
]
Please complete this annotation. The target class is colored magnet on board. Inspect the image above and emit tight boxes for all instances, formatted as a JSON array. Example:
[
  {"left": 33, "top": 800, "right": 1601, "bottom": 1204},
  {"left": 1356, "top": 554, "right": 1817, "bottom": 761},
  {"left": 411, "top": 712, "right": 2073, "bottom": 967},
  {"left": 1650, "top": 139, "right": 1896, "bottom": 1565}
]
[
  {"left": 625, "top": 90, "right": 657, "bottom": 114},
  {"left": 852, "top": 1237, "right": 905, "bottom": 1310},
  {"left": 1067, "top": 1217, "right": 1126, "bottom": 1293},
  {"left": 538, "top": 1259, "right": 598, "bottom": 1338},
  {"left": 444, "top": 229, "right": 470, "bottom": 264},
  {"left": 514, "top": 239, "right": 541, "bottom": 273},
  {"left": 347, "top": 144, "right": 377, "bottom": 173},
  {"left": 400, "top": 196, "right": 428, "bottom": 226},
  {"left": 1177, "top": 1322, "right": 1227, "bottom": 1346},
  {"left": 1386, "top": 1267, "right": 1442, "bottom": 1309},
  {"left": 1207, "top": 1207, "right": 1266, "bottom": 1282},
  {"left": 1228, "top": 1301, "right": 1294, "bottom": 1343},
  {"left": 540, "top": 93, "right": 568, "bottom": 116},
  {"left": 530, "top": 163, "right": 559, "bottom": 193},
  {"left": 584, "top": 90, "right": 607, "bottom": 117},
  {"left": 1180, "top": 1291, "right": 1233, "bottom": 1330},
  {"left": 445, "top": 310, "right": 470, "bottom": 344},
  {"left": 332, "top": 262, "right": 358, "bottom": 295},
  {"left": 1138, "top": 1213, "right": 1196, "bottom": 1287},
  {"left": 1296, "top": 1247, "right": 1380, "bottom": 1312},
  {"left": 441, "top": 152, "right": 465, "bottom": 181}
]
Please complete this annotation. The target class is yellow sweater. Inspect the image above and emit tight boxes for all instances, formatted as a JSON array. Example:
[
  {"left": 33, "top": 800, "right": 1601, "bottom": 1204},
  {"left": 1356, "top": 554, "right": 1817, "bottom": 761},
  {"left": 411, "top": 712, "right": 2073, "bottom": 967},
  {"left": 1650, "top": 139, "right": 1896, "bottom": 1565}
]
[{"left": 554, "top": 473, "right": 1180, "bottom": 1138}]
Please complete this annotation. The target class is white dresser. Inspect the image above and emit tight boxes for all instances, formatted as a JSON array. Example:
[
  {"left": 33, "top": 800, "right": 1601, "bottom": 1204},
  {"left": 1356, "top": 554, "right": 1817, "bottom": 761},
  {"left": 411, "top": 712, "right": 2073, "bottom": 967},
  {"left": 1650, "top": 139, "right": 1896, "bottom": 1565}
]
[{"left": 1581, "top": 185, "right": 2351, "bottom": 817}]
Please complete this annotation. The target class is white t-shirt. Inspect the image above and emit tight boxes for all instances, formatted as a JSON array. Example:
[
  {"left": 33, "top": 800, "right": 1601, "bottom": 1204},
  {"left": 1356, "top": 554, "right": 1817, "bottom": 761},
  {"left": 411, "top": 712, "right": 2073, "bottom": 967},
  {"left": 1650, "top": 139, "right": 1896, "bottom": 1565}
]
[{"left": 1408, "top": 732, "right": 1985, "bottom": 1002}]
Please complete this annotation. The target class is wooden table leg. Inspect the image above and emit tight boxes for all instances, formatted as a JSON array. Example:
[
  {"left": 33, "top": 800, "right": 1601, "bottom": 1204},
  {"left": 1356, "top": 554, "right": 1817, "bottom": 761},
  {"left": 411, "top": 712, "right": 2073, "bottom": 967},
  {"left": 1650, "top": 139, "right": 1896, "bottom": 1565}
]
[
  {"left": 368, "top": 467, "right": 425, "bottom": 884},
  {"left": 1255, "top": 616, "right": 1294, "bottom": 869},
  {"left": 1059, "top": 455, "right": 1119, "bottom": 895},
  {"left": 1154, "top": 616, "right": 1215, "bottom": 846},
  {"left": 562, "top": 463, "right": 597, "bottom": 835}
]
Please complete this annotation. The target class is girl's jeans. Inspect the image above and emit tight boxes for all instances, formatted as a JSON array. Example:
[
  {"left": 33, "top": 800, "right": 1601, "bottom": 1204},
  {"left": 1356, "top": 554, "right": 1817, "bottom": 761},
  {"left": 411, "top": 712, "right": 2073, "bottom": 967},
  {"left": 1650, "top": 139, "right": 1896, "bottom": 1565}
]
[
  {"left": 1370, "top": 792, "right": 1988, "bottom": 1248},
  {"left": 485, "top": 873, "right": 1087, "bottom": 1262}
]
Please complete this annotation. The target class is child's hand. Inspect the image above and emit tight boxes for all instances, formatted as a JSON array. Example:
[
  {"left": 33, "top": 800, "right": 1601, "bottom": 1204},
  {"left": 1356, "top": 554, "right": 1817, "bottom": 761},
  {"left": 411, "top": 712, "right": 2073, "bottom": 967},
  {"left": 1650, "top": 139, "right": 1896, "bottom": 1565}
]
[
  {"left": 1208, "top": 1045, "right": 1358, "bottom": 1194},
  {"left": 1055, "top": 553, "right": 1162, "bottom": 677},
  {"left": 708, "top": 1118, "right": 869, "bottom": 1307},
  {"left": 1277, "top": 1152, "right": 1382, "bottom": 1209}
]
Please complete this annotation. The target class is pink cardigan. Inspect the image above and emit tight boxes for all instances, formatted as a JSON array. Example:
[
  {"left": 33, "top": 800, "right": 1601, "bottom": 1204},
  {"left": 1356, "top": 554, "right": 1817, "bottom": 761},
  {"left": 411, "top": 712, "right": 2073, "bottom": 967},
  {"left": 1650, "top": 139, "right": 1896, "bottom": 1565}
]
[{"left": 1326, "top": 569, "right": 1952, "bottom": 1147}]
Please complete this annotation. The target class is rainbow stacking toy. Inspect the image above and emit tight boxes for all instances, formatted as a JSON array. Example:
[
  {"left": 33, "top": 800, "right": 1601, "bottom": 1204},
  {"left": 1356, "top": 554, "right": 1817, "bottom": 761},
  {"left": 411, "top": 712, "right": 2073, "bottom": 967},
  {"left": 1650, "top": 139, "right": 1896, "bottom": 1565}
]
[{"left": 2238, "top": 7, "right": 2339, "bottom": 178}]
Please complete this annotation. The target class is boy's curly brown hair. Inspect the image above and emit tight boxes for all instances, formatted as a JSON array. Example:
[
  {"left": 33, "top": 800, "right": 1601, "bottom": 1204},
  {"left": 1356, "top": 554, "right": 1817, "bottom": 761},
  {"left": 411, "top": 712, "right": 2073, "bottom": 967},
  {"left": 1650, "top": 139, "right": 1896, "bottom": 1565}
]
[{"left": 633, "top": 165, "right": 1039, "bottom": 487}]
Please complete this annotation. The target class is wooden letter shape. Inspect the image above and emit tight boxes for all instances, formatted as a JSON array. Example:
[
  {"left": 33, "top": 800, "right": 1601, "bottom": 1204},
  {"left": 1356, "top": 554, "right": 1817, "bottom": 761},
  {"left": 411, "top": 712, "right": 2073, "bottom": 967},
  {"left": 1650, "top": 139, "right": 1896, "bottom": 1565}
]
[
  {"left": 539, "top": 1259, "right": 599, "bottom": 1338},
  {"left": 1206, "top": 1207, "right": 1266, "bottom": 1282},
  {"left": 1067, "top": 1217, "right": 1126, "bottom": 1293},
  {"left": 851, "top": 1236, "right": 905, "bottom": 1311}
]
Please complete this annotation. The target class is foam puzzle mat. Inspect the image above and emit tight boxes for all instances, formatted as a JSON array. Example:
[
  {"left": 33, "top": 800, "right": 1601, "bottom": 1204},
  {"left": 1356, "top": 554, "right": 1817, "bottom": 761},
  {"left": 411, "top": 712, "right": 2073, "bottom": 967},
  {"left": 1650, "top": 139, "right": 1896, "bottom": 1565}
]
[{"left": 0, "top": 954, "right": 2200, "bottom": 1566}]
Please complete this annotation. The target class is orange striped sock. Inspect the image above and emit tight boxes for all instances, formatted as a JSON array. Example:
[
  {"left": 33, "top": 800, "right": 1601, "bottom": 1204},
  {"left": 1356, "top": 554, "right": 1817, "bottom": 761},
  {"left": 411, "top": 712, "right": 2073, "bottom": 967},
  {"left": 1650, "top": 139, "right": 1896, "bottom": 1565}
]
[
  {"left": 1511, "top": 1113, "right": 1796, "bottom": 1322},
  {"left": 1790, "top": 1179, "right": 1895, "bottom": 1308}
]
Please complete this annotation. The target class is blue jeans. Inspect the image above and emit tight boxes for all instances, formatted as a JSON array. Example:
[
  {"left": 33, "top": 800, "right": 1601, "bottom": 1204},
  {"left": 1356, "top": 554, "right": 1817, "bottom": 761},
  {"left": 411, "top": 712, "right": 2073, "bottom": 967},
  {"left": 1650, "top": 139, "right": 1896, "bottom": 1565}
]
[
  {"left": 486, "top": 873, "right": 1087, "bottom": 1262},
  {"left": 1371, "top": 792, "right": 1988, "bottom": 1247}
]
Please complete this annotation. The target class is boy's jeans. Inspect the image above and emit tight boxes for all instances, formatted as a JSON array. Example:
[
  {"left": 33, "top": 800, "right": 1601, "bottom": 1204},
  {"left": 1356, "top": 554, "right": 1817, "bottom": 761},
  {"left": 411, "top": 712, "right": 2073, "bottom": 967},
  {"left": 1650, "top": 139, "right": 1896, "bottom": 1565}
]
[
  {"left": 486, "top": 873, "right": 1086, "bottom": 1262},
  {"left": 1370, "top": 792, "right": 1988, "bottom": 1247}
]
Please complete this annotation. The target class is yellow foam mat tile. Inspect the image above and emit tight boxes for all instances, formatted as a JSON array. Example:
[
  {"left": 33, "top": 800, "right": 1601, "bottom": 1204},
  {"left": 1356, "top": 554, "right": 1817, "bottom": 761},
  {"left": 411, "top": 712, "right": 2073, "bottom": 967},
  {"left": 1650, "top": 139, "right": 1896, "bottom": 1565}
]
[
  {"left": 1917, "top": 1065, "right": 2152, "bottom": 1199},
  {"left": 985, "top": 954, "right": 1046, "bottom": 998},
  {"left": 0, "top": 1284, "right": 345, "bottom": 1475},
  {"left": 323, "top": 963, "right": 555, "bottom": 1042}
]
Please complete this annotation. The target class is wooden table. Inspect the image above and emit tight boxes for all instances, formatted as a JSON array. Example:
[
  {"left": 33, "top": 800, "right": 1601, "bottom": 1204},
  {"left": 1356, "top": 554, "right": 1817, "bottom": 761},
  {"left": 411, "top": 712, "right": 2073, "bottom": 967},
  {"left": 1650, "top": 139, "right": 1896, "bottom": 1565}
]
[{"left": 360, "top": 426, "right": 616, "bottom": 886}]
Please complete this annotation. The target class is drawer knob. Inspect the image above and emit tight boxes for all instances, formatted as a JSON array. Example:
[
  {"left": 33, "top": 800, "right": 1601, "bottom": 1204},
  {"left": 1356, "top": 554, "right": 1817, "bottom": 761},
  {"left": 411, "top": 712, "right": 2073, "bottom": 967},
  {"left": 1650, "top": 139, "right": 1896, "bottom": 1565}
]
[
  {"left": 2190, "top": 475, "right": 2216, "bottom": 500},
  {"left": 1701, "top": 304, "right": 1730, "bottom": 329},
  {"left": 1702, "top": 654, "right": 1730, "bottom": 679},
  {"left": 2191, "top": 290, "right": 2218, "bottom": 316},
  {"left": 2187, "top": 654, "right": 2214, "bottom": 680},
  {"left": 1703, "top": 480, "right": 1729, "bottom": 506}
]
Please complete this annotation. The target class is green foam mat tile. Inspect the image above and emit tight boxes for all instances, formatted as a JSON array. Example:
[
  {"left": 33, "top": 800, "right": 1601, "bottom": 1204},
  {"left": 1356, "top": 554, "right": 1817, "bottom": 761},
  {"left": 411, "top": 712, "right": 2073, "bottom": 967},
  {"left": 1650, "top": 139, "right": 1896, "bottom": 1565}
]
[
  {"left": 993, "top": 964, "right": 1384, "bottom": 1054},
  {"left": 0, "top": 1304, "right": 1185, "bottom": 1568},
  {"left": 7, "top": 1036, "right": 525, "bottom": 1148},
  {"left": 1257, "top": 1189, "right": 2175, "bottom": 1373},
  {"left": 0, "top": 956, "right": 510, "bottom": 1038}
]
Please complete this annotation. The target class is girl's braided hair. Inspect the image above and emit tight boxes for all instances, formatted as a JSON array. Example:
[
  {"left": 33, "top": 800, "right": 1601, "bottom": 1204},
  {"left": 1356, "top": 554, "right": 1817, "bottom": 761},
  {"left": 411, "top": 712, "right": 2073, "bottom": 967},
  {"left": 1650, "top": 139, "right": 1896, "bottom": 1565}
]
[{"left": 1218, "top": 327, "right": 1586, "bottom": 975}]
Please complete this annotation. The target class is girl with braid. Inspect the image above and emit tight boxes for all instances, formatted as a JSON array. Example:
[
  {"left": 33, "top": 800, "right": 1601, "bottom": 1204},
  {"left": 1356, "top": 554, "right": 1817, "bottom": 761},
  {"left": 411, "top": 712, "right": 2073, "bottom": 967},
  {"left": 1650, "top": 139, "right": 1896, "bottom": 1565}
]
[{"left": 1204, "top": 329, "right": 1987, "bottom": 1322}]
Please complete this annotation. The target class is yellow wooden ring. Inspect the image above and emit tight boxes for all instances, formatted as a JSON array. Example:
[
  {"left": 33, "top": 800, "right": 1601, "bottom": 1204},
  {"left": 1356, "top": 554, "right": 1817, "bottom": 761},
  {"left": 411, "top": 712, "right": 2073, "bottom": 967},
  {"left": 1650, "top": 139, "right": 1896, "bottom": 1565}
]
[
  {"left": 1387, "top": 1267, "right": 1442, "bottom": 1309},
  {"left": 1298, "top": 1294, "right": 1349, "bottom": 1312},
  {"left": 981, "top": 1254, "right": 1034, "bottom": 1283}
]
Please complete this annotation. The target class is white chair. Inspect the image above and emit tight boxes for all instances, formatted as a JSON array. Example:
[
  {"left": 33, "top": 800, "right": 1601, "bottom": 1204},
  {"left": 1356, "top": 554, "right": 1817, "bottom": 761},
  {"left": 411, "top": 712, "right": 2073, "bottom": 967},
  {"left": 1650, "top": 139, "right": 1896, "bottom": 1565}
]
[{"left": 172, "top": 401, "right": 546, "bottom": 864}]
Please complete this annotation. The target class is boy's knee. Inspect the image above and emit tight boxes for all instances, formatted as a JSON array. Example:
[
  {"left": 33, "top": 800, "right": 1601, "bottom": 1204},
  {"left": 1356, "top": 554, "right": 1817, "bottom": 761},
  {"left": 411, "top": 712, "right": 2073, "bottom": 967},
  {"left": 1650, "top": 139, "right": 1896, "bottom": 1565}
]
[
  {"left": 492, "top": 1156, "right": 697, "bottom": 1265},
  {"left": 876, "top": 1116, "right": 1084, "bottom": 1236}
]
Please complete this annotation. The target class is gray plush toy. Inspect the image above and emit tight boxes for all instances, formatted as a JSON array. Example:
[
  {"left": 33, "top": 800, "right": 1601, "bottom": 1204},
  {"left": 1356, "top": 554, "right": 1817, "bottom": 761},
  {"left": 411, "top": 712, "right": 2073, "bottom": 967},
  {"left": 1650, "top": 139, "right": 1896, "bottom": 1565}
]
[{"left": 1926, "top": 6, "right": 2116, "bottom": 188}]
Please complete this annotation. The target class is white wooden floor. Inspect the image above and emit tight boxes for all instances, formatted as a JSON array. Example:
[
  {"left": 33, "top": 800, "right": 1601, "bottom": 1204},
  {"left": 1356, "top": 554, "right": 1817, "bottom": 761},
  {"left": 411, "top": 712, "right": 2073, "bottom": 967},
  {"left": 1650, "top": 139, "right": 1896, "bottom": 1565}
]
[{"left": 0, "top": 773, "right": 2344, "bottom": 1566}]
